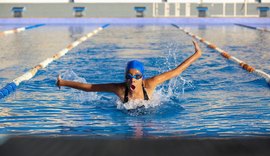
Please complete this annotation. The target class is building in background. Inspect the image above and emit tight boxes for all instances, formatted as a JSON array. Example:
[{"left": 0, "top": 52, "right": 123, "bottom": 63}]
[{"left": 0, "top": 0, "right": 269, "bottom": 18}]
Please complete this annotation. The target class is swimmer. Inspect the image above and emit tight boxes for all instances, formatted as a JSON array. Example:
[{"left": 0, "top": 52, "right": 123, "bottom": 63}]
[{"left": 56, "top": 40, "right": 202, "bottom": 103}]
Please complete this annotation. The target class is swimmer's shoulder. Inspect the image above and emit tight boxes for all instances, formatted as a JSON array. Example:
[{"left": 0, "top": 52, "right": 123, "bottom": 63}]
[
  {"left": 143, "top": 78, "right": 157, "bottom": 89},
  {"left": 111, "top": 82, "right": 126, "bottom": 102},
  {"left": 111, "top": 82, "right": 126, "bottom": 96},
  {"left": 107, "top": 82, "right": 125, "bottom": 90},
  {"left": 143, "top": 79, "right": 156, "bottom": 98}
]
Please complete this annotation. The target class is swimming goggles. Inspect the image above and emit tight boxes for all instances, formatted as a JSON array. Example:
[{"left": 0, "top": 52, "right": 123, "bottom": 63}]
[{"left": 126, "top": 73, "right": 143, "bottom": 80}]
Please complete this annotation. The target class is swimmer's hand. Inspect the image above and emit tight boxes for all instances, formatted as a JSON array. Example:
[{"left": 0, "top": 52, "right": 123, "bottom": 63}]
[
  {"left": 56, "top": 74, "right": 62, "bottom": 89},
  {"left": 192, "top": 40, "right": 202, "bottom": 56},
  {"left": 145, "top": 40, "right": 202, "bottom": 87}
]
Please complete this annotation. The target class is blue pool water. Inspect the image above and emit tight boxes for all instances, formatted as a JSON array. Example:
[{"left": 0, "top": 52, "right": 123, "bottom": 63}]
[{"left": 0, "top": 23, "right": 270, "bottom": 138}]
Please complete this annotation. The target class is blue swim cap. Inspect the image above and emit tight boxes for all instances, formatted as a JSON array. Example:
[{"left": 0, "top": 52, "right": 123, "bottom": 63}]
[{"left": 126, "top": 60, "right": 145, "bottom": 78}]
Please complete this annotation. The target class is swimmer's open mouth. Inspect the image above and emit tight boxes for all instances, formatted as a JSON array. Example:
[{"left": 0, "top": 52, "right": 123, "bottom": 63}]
[{"left": 130, "top": 84, "right": 136, "bottom": 91}]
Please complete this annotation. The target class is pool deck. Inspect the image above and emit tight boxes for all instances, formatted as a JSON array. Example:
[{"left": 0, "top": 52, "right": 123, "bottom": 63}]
[
  {"left": 1, "top": 17, "right": 270, "bottom": 24},
  {"left": 0, "top": 136, "right": 270, "bottom": 156}
]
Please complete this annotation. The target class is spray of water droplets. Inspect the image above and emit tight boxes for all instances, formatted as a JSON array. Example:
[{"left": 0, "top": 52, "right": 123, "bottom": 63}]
[
  {"left": 60, "top": 42, "right": 194, "bottom": 114},
  {"left": 61, "top": 69, "right": 99, "bottom": 102},
  {"left": 116, "top": 42, "right": 195, "bottom": 113},
  {"left": 159, "top": 42, "right": 194, "bottom": 96}
]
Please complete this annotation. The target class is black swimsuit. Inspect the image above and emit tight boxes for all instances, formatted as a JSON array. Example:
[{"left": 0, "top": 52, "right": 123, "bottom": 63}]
[{"left": 123, "top": 84, "right": 149, "bottom": 103}]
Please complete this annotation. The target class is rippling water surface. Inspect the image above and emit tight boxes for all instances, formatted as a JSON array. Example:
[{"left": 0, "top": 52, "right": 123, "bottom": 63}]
[{"left": 0, "top": 23, "right": 270, "bottom": 138}]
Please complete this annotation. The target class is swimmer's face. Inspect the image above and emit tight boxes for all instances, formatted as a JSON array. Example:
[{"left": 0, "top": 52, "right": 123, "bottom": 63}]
[{"left": 126, "top": 68, "right": 143, "bottom": 92}]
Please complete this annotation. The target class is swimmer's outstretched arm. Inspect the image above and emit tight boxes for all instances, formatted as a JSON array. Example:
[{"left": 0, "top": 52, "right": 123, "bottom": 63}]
[
  {"left": 56, "top": 76, "right": 122, "bottom": 94},
  {"left": 146, "top": 40, "right": 202, "bottom": 87}
]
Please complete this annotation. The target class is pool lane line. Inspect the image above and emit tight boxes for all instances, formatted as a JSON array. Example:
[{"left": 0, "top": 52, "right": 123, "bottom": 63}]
[
  {"left": 235, "top": 23, "right": 270, "bottom": 32},
  {"left": 171, "top": 24, "right": 270, "bottom": 85},
  {"left": 0, "top": 24, "right": 110, "bottom": 100},
  {"left": 0, "top": 24, "right": 45, "bottom": 36}
]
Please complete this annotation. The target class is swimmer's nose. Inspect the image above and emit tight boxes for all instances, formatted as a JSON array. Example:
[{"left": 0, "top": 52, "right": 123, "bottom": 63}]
[
  {"left": 131, "top": 78, "right": 136, "bottom": 82},
  {"left": 127, "top": 78, "right": 136, "bottom": 84}
]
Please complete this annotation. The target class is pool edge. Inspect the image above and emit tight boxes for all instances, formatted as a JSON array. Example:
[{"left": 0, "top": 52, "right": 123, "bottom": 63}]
[{"left": 1, "top": 17, "right": 270, "bottom": 24}]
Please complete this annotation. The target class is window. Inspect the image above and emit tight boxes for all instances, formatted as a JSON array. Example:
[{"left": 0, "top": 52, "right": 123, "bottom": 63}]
[
  {"left": 197, "top": 7, "right": 208, "bottom": 17},
  {"left": 134, "top": 7, "right": 146, "bottom": 17},
  {"left": 257, "top": 7, "right": 269, "bottom": 17},
  {"left": 73, "top": 7, "right": 86, "bottom": 17},
  {"left": 12, "top": 7, "right": 25, "bottom": 18}
]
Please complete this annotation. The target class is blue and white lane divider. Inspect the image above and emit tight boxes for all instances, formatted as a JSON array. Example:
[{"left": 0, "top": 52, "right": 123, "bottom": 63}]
[
  {"left": 0, "top": 83, "right": 17, "bottom": 99},
  {"left": 171, "top": 24, "right": 270, "bottom": 86},
  {"left": 0, "top": 24, "right": 110, "bottom": 100},
  {"left": 235, "top": 23, "right": 270, "bottom": 32},
  {"left": 0, "top": 24, "right": 45, "bottom": 36},
  {"left": 25, "top": 24, "right": 45, "bottom": 30}
]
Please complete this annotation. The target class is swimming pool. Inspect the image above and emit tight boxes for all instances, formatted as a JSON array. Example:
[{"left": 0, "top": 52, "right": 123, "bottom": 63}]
[{"left": 0, "top": 21, "right": 270, "bottom": 138}]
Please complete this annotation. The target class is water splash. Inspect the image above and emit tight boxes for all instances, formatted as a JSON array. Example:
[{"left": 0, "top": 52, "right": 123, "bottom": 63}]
[
  {"left": 61, "top": 69, "right": 99, "bottom": 102},
  {"left": 116, "top": 90, "right": 165, "bottom": 116},
  {"left": 60, "top": 42, "right": 194, "bottom": 115},
  {"left": 116, "top": 90, "right": 163, "bottom": 110},
  {"left": 111, "top": 42, "right": 195, "bottom": 114},
  {"left": 159, "top": 42, "right": 195, "bottom": 97},
  {"left": 115, "top": 88, "right": 185, "bottom": 116}
]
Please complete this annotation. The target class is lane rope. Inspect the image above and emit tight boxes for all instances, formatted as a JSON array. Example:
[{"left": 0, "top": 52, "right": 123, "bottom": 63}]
[
  {"left": 171, "top": 24, "right": 270, "bottom": 86},
  {"left": 0, "top": 24, "right": 45, "bottom": 36},
  {"left": 235, "top": 23, "right": 270, "bottom": 32},
  {"left": 0, "top": 24, "right": 110, "bottom": 100}
]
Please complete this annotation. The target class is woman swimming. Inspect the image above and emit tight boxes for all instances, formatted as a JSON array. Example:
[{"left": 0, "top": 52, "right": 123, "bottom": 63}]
[{"left": 56, "top": 40, "right": 202, "bottom": 103}]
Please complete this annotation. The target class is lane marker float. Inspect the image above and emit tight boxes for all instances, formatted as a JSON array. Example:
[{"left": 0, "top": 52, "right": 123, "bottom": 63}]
[
  {"left": 0, "top": 24, "right": 45, "bottom": 36},
  {"left": 171, "top": 24, "right": 270, "bottom": 85},
  {"left": 235, "top": 23, "right": 270, "bottom": 32},
  {"left": 0, "top": 24, "right": 110, "bottom": 100}
]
